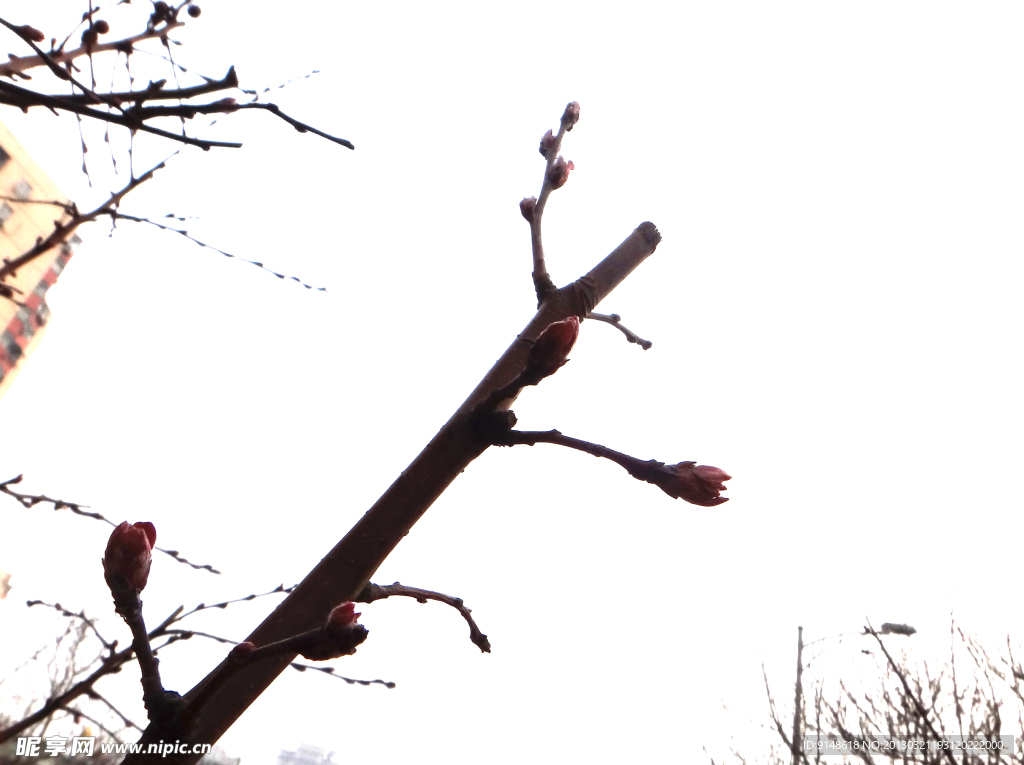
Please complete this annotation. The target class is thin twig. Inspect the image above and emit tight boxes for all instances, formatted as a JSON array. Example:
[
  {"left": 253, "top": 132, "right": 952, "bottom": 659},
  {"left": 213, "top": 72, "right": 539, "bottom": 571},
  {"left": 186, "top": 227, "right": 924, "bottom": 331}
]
[
  {"left": 586, "top": 311, "right": 652, "bottom": 350},
  {"left": 1, "top": 475, "right": 221, "bottom": 574},
  {"left": 357, "top": 581, "right": 490, "bottom": 653}
]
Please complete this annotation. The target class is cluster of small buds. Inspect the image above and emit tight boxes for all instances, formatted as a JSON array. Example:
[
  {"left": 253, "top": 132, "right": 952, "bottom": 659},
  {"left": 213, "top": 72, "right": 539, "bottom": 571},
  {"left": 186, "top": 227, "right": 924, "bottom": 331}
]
[
  {"left": 524, "top": 316, "right": 580, "bottom": 380},
  {"left": 102, "top": 521, "right": 157, "bottom": 593},
  {"left": 546, "top": 157, "right": 574, "bottom": 190},
  {"left": 81, "top": 20, "right": 110, "bottom": 47}
]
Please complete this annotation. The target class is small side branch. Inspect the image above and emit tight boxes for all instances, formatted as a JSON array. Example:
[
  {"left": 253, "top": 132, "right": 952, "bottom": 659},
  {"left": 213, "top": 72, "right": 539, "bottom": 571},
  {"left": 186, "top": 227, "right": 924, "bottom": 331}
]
[
  {"left": 357, "top": 581, "right": 491, "bottom": 654},
  {"left": 522, "top": 102, "right": 580, "bottom": 304},
  {"left": 586, "top": 312, "right": 652, "bottom": 350},
  {"left": 480, "top": 423, "right": 730, "bottom": 507}
]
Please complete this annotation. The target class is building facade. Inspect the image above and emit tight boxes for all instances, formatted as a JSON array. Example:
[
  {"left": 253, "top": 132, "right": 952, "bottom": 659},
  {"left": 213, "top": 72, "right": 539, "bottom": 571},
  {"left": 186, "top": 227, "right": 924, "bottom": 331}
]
[{"left": 0, "top": 119, "right": 80, "bottom": 400}]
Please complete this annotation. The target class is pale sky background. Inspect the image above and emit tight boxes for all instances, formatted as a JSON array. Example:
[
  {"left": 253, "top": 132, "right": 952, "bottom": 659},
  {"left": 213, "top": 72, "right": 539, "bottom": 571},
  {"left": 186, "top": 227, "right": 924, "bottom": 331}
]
[{"left": 1, "top": 2, "right": 1023, "bottom": 763}]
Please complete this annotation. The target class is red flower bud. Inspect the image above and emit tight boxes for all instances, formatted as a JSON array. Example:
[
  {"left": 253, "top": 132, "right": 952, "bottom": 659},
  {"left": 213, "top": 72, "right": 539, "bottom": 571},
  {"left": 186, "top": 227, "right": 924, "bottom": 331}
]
[
  {"left": 230, "top": 641, "right": 256, "bottom": 661},
  {"left": 525, "top": 316, "right": 579, "bottom": 379},
  {"left": 520, "top": 196, "right": 537, "bottom": 222},
  {"left": 538, "top": 129, "right": 555, "bottom": 158},
  {"left": 102, "top": 521, "right": 156, "bottom": 592},
  {"left": 546, "top": 156, "right": 574, "bottom": 189},
  {"left": 187, "top": 4, "right": 202, "bottom": 17},
  {"left": 561, "top": 101, "right": 580, "bottom": 131},
  {"left": 16, "top": 25, "right": 45, "bottom": 43},
  {"left": 324, "top": 602, "right": 361, "bottom": 634},
  {"left": 659, "top": 463, "right": 731, "bottom": 507}
]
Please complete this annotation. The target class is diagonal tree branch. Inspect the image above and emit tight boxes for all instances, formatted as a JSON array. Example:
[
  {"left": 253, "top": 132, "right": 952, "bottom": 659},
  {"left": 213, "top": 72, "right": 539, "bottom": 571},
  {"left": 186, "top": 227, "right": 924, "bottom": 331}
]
[{"left": 128, "top": 220, "right": 662, "bottom": 764}]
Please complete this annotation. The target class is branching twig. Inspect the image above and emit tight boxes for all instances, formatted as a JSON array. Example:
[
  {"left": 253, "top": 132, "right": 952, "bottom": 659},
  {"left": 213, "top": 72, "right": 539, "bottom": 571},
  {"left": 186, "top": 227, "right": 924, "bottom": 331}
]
[
  {"left": 25, "top": 600, "right": 117, "bottom": 654},
  {"left": 521, "top": 102, "right": 580, "bottom": 304},
  {"left": 357, "top": 581, "right": 490, "bottom": 653},
  {"left": 864, "top": 621, "right": 958, "bottom": 765},
  {"left": 0, "top": 79, "right": 242, "bottom": 150},
  {"left": 2, "top": 475, "right": 220, "bottom": 573},
  {"left": 0, "top": 606, "right": 181, "bottom": 744},
  {"left": 0, "top": 161, "right": 165, "bottom": 283},
  {"left": 0, "top": 19, "right": 186, "bottom": 79}
]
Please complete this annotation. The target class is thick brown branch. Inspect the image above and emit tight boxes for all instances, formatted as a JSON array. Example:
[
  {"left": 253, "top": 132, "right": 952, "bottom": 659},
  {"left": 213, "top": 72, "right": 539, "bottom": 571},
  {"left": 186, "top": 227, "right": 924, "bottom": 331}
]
[{"left": 133, "top": 221, "right": 661, "bottom": 764}]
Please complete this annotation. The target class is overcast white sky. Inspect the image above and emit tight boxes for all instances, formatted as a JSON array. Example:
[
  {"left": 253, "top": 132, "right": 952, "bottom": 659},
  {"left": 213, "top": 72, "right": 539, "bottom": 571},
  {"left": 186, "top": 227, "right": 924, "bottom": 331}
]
[{"left": 2, "top": 2, "right": 1023, "bottom": 763}]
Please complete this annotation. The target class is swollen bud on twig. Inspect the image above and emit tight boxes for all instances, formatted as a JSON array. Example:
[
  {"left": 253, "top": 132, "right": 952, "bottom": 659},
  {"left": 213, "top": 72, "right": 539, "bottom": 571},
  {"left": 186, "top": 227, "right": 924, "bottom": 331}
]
[
  {"left": 212, "top": 97, "right": 239, "bottom": 113},
  {"left": 187, "top": 5, "right": 202, "bottom": 17},
  {"left": 561, "top": 101, "right": 581, "bottom": 131},
  {"left": 229, "top": 642, "right": 257, "bottom": 662},
  {"left": 15, "top": 25, "right": 45, "bottom": 43},
  {"left": 520, "top": 197, "right": 537, "bottom": 223},
  {"left": 655, "top": 463, "right": 731, "bottom": 507},
  {"left": 524, "top": 316, "right": 579, "bottom": 380},
  {"left": 539, "top": 129, "right": 555, "bottom": 158},
  {"left": 298, "top": 602, "right": 367, "bottom": 661},
  {"left": 93, "top": 20, "right": 110, "bottom": 34},
  {"left": 546, "top": 156, "right": 574, "bottom": 189},
  {"left": 102, "top": 521, "right": 157, "bottom": 593}
]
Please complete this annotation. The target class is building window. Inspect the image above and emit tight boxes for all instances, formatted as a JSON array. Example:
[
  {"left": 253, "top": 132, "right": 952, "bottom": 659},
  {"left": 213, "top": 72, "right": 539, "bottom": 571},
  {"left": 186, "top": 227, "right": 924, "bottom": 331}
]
[
  {"left": 0, "top": 145, "right": 9, "bottom": 170},
  {"left": 11, "top": 180, "right": 31, "bottom": 201},
  {"left": 0, "top": 203, "right": 12, "bottom": 228}
]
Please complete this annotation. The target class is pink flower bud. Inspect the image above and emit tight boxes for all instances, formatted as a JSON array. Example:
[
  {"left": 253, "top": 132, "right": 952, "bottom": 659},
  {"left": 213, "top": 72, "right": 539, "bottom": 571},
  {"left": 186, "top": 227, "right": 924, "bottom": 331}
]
[
  {"left": 16, "top": 25, "right": 45, "bottom": 43},
  {"left": 520, "top": 197, "right": 537, "bottom": 222},
  {"left": 325, "top": 602, "right": 361, "bottom": 633},
  {"left": 660, "top": 463, "right": 731, "bottom": 506},
  {"left": 102, "top": 521, "right": 156, "bottom": 592},
  {"left": 525, "top": 316, "right": 579, "bottom": 379},
  {"left": 561, "top": 101, "right": 580, "bottom": 131},
  {"left": 546, "top": 156, "right": 574, "bottom": 189},
  {"left": 538, "top": 129, "right": 555, "bottom": 158}
]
